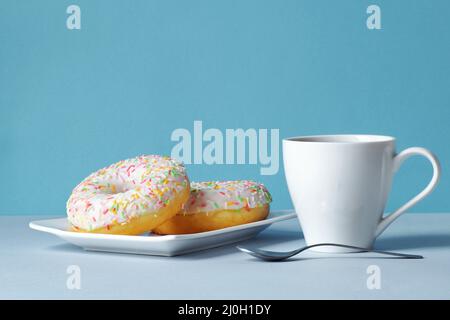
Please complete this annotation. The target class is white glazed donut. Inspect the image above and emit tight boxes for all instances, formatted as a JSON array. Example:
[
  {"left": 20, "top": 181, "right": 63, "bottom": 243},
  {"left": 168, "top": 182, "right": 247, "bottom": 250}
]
[
  {"left": 67, "top": 155, "right": 190, "bottom": 235},
  {"left": 153, "top": 180, "right": 272, "bottom": 234}
]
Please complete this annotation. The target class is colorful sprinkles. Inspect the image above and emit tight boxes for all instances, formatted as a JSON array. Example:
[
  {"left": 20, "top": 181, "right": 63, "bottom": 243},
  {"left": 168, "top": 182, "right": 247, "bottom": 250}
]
[
  {"left": 66, "top": 155, "right": 189, "bottom": 231},
  {"left": 180, "top": 180, "right": 272, "bottom": 215}
]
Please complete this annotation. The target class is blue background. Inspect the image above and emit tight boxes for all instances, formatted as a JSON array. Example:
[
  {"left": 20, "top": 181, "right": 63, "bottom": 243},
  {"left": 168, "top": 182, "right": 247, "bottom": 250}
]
[{"left": 1, "top": 0, "right": 449, "bottom": 215}]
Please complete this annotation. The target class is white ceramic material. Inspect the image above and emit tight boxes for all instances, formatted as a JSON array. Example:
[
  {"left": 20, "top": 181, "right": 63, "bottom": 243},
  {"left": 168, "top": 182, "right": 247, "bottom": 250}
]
[
  {"left": 29, "top": 211, "right": 296, "bottom": 256},
  {"left": 283, "top": 134, "right": 441, "bottom": 253}
]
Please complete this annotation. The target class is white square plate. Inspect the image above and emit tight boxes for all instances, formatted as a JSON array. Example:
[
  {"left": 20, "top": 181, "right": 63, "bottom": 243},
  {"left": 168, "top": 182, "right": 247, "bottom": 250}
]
[{"left": 29, "top": 210, "right": 296, "bottom": 256}]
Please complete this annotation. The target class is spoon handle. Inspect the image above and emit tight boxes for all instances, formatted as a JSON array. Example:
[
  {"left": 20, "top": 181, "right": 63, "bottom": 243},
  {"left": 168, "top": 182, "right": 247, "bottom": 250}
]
[{"left": 298, "top": 243, "right": 423, "bottom": 259}]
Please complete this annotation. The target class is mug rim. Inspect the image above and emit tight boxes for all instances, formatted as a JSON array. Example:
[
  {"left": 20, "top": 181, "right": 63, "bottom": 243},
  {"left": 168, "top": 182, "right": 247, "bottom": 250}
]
[{"left": 283, "top": 134, "right": 395, "bottom": 144}]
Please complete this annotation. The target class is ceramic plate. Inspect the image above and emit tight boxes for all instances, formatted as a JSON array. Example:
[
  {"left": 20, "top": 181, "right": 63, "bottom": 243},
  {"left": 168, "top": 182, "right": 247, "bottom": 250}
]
[{"left": 29, "top": 210, "right": 296, "bottom": 256}]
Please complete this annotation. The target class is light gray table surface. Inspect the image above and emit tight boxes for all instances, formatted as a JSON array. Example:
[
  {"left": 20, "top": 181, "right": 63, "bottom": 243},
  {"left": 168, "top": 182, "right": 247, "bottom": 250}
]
[{"left": 0, "top": 214, "right": 449, "bottom": 299}]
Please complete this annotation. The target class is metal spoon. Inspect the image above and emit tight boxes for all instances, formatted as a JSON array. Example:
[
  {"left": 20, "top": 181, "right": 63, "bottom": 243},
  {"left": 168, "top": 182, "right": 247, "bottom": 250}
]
[{"left": 236, "top": 243, "right": 423, "bottom": 261}]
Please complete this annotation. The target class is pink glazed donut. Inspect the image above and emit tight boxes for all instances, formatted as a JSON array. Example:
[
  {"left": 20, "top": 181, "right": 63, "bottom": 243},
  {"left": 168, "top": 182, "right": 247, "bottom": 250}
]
[
  {"left": 66, "top": 155, "right": 190, "bottom": 235},
  {"left": 153, "top": 180, "right": 272, "bottom": 234}
]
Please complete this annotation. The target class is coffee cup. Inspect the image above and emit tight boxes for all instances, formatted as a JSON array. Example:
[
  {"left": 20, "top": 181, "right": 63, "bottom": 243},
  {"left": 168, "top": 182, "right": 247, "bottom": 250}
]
[{"left": 283, "top": 135, "right": 440, "bottom": 252}]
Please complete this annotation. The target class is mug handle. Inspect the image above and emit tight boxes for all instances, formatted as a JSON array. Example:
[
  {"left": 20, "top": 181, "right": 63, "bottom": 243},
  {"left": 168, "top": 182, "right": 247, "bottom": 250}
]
[{"left": 375, "top": 147, "right": 441, "bottom": 237}]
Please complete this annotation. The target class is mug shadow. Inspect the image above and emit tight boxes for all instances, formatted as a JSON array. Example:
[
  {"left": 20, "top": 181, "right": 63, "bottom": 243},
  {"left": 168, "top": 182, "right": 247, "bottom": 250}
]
[{"left": 375, "top": 233, "right": 450, "bottom": 250}]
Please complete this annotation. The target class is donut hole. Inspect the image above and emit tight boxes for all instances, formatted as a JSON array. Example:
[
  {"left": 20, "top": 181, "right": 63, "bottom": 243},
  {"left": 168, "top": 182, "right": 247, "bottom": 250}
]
[
  {"left": 109, "top": 182, "right": 139, "bottom": 195},
  {"left": 92, "top": 181, "right": 137, "bottom": 195}
]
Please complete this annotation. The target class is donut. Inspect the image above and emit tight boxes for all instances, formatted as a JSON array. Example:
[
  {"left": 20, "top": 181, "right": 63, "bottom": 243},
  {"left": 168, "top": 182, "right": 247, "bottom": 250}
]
[
  {"left": 67, "top": 155, "right": 190, "bottom": 235},
  {"left": 153, "top": 180, "right": 272, "bottom": 234}
]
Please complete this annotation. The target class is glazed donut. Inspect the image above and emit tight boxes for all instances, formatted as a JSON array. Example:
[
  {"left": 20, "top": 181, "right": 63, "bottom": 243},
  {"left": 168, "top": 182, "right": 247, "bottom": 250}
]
[
  {"left": 153, "top": 181, "right": 272, "bottom": 234},
  {"left": 67, "top": 155, "right": 190, "bottom": 235}
]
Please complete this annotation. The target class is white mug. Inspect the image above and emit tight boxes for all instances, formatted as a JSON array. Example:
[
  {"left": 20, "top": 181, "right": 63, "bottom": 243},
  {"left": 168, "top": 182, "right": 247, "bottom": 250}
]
[{"left": 283, "top": 135, "right": 441, "bottom": 252}]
